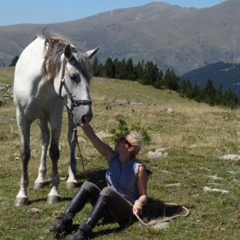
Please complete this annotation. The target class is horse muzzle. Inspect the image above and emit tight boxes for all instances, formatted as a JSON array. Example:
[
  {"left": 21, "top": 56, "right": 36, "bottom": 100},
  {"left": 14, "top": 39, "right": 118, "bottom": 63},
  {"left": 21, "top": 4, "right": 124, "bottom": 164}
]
[{"left": 71, "top": 105, "right": 93, "bottom": 126}]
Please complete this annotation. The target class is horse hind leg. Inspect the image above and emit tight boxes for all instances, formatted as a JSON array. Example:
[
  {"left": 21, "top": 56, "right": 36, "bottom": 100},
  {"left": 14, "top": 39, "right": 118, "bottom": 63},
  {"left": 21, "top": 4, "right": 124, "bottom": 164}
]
[
  {"left": 66, "top": 137, "right": 78, "bottom": 189},
  {"left": 47, "top": 124, "right": 62, "bottom": 204},
  {"left": 66, "top": 110, "right": 78, "bottom": 189},
  {"left": 47, "top": 141, "right": 61, "bottom": 204},
  {"left": 34, "top": 119, "right": 50, "bottom": 190}
]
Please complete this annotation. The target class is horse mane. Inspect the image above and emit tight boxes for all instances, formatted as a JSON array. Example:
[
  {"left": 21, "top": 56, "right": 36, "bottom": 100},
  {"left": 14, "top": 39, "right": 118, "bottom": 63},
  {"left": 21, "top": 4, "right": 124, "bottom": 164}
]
[{"left": 42, "top": 31, "right": 93, "bottom": 82}]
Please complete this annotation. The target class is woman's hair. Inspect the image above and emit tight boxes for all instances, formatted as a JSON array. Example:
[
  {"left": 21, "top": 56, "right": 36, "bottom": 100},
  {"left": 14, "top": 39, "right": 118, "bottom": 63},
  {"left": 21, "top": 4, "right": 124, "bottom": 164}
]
[{"left": 128, "top": 131, "right": 142, "bottom": 155}]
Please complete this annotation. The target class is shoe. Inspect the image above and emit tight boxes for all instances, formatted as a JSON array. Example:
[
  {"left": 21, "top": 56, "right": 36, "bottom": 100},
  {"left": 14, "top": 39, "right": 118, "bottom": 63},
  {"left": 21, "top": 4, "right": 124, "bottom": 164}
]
[
  {"left": 50, "top": 214, "right": 73, "bottom": 235},
  {"left": 72, "top": 223, "right": 93, "bottom": 240}
]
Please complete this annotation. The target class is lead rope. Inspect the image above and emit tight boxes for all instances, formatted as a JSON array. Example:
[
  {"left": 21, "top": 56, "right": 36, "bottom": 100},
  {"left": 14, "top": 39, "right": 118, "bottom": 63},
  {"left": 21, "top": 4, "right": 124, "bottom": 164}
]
[
  {"left": 71, "top": 127, "right": 88, "bottom": 180},
  {"left": 134, "top": 203, "right": 190, "bottom": 229}
]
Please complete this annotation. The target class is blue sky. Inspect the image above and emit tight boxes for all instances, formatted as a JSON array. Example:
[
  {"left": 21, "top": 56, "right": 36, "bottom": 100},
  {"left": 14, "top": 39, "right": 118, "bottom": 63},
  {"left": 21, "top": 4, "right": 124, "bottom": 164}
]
[{"left": 1, "top": 0, "right": 226, "bottom": 26}]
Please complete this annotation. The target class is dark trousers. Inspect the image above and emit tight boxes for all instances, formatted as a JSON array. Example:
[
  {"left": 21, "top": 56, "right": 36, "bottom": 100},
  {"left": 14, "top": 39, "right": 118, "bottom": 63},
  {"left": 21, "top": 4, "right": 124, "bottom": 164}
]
[{"left": 66, "top": 181, "right": 133, "bottom": 226}]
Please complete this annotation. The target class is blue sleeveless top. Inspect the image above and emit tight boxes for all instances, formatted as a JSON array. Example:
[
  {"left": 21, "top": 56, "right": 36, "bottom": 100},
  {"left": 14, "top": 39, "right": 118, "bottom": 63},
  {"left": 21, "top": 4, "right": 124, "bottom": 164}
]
[{"left": 106, "top": 153, "right": 144, "bottom": 204}]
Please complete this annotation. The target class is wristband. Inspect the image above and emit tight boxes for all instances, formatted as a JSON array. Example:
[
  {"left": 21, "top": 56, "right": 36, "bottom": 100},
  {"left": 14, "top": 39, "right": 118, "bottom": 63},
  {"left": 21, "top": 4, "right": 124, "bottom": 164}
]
[{"left": 134, "top": 199, "right": 143, "bottom": 207}]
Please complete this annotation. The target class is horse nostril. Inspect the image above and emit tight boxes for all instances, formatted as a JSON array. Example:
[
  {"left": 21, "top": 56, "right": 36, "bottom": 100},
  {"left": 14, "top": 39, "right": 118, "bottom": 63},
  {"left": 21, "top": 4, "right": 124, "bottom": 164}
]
[
  {"left": 81, "top": 116, "right": 86, "bottom": 124},
  {"left": 81, "top": 113, "right": 93, "bottom": 125},
  {"left": 81, "top": 115, "right": 87, "bottom": 124}
]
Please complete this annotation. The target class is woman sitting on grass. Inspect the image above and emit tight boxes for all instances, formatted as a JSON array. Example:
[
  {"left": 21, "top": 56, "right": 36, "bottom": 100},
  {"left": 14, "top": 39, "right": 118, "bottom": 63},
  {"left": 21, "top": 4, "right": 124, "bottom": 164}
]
[{"left": 50, "top": 122, "right": 149, "bottom": 240}]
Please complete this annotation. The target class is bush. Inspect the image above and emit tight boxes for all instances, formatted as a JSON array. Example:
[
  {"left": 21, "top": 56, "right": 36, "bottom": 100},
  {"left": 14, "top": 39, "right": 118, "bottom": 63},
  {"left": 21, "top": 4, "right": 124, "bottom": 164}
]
[{"left": 110, "top": 119, "right": 151, "bottom": 145}]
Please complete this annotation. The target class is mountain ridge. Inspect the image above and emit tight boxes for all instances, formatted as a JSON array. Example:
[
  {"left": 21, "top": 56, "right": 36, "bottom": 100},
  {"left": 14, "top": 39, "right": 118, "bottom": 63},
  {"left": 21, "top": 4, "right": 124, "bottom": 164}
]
[
  {"left": 0, "top": 0, "right": 239, "bottom": 76},
  {"left": 181, "top": 61, "right": 240, "bottom": 97}
]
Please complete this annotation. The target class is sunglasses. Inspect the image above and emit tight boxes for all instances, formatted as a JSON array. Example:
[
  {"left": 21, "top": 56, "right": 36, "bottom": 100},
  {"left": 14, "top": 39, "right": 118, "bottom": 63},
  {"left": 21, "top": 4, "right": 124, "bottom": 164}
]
[{"left": 119, "top": 137, "right": 132, "bottom": 147}]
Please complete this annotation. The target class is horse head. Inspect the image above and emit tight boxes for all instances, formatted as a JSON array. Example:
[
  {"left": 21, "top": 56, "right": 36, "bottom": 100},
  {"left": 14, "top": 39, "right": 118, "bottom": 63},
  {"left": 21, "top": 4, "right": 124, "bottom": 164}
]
[{"left": 58, "top": 44, "right": 99, "bottom": 126}]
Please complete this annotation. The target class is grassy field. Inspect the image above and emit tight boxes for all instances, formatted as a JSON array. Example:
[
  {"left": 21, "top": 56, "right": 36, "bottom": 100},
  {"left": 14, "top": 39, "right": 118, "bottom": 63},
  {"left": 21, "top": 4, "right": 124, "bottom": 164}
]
[{"left": 0, "top": 68, "right": 239, "bottom": 240}]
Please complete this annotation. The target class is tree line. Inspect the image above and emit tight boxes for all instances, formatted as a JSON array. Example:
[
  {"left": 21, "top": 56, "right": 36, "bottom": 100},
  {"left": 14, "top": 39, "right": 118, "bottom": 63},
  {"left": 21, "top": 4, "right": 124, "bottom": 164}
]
[
  {"left": 93, "top": 57, "right": 239, "bottom": 109},
  {"left": 9, "top": 55, "right": 239, "bottom": 109}
]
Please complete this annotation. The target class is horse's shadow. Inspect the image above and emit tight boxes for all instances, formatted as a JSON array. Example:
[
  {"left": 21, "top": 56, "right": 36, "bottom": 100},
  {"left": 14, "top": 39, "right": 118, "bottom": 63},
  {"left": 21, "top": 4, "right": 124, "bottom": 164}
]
[
  {"left": 29, "top": 169, "right": 107, "bottom": 205},
  {"left": 76, "top": 168, "right": 108, "bottom": 189}
]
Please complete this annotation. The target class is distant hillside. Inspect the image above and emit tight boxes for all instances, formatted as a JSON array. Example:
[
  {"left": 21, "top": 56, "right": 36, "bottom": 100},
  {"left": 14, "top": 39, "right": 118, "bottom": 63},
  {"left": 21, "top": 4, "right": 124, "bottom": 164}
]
[
  {"left": 180, "top": 61, "right": 240, "bottom": 97},
  {"left": 1, "top": 0, "right": 240, "bottom": 76}
]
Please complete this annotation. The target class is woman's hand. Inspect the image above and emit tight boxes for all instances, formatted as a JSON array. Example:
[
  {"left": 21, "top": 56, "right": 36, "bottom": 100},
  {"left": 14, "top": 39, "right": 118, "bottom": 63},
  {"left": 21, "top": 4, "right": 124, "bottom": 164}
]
[{"left": 133, "top": 200, "right": 143, "bottom": 216}]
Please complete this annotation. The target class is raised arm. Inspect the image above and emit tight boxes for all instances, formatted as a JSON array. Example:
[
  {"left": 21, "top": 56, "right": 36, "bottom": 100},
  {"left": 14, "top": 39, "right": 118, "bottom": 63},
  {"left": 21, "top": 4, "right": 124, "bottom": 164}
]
[{"left": 81, "top": 123, "right": 115, "bottom": 163}]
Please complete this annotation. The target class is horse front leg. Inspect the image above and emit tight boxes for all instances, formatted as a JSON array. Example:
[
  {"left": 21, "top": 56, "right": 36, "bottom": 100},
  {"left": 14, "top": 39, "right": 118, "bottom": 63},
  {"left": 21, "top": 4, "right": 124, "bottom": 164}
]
[
  {"left": 47, "top": 126, "right": 61, "bottom": 205},
  {"left": 16, "top": 144, "right": 31, "bottom": 206},
  {"left": 15, "top": 110, "right": 31, "bottom": 206},
  {"left": 66, "top": 109, "right": 78, "bottom": 189},
  {"left": 34, "top": 119, "right": 50, "bottom": 190}
]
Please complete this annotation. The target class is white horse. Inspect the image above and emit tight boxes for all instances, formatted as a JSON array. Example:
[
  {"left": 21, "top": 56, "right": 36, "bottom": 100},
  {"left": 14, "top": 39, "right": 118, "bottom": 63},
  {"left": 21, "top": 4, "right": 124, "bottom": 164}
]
[{"left": 13, "top": 32, "right": 99, "bottom": 206}]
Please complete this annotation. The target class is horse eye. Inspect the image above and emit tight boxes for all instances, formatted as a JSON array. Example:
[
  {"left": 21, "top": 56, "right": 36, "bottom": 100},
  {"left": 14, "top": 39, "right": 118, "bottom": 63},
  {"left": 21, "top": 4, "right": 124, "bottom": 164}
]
[{"left": 70, "top": 74, "right": 80, "bottom": 83}]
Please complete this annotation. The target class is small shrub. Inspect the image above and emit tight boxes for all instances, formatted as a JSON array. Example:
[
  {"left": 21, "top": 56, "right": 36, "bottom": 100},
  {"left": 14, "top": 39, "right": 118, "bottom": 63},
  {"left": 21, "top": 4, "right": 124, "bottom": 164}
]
[{"left": 110, "top": 119, "right": 151, "bottom": 145}]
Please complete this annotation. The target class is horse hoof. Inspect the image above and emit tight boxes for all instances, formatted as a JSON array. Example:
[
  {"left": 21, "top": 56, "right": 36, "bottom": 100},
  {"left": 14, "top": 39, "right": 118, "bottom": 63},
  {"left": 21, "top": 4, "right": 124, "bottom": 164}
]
[
  {"left": 15, "top": 197, "right": 28, "bottom": 207},
  {"left": 47, "top": 195, "right": 61, "bottom": 205},
  {"left": 66, "top": 182, "right": 78, "bottom": 190},
  {"left": 34, "top": 182, "right": 45, "bottom": 190}
]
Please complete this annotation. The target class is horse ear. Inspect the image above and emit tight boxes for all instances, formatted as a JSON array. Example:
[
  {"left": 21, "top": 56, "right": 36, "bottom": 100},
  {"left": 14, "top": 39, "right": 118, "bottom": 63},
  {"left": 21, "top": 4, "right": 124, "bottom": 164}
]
[
  {"left": 84, "top": 47, "right": 99, "bottom": 59},
  {"left": 64, "top": 44, "right": 73, "bottom": 60}
]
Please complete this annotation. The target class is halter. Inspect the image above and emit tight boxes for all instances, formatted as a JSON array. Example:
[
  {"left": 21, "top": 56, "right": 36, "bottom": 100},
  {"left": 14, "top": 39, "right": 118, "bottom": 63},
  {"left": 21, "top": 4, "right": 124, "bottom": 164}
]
[{"left": 59, "top": 60, "right": 92, "bottom": 111}]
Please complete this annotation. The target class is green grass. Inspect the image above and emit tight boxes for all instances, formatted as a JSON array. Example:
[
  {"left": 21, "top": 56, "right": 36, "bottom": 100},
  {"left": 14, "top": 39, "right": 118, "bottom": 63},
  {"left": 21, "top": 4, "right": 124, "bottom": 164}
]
[{"left": 0, "top": 69, "right": 239, "bottom": 239}]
